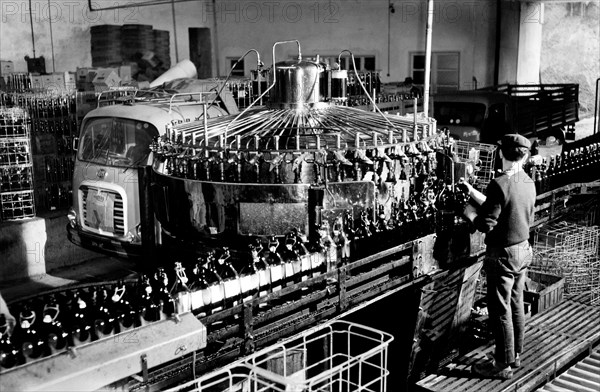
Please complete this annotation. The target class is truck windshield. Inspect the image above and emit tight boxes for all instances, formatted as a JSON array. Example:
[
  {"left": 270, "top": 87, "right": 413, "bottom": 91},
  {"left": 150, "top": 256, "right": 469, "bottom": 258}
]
[
  {"left": 78, "top": 117, "right": 159, "bottom": 167},
  {"left": 434, "top": 102, "right": 486, "bottom": 127}
]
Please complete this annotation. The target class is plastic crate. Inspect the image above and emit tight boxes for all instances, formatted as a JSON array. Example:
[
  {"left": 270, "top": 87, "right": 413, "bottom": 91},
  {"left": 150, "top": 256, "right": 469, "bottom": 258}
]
[
  {"left": 1, "top": 190, "right": 35, "bottom": 220},
  {"left": 524, "top": 270, "right": 564, "bottom": 315}
]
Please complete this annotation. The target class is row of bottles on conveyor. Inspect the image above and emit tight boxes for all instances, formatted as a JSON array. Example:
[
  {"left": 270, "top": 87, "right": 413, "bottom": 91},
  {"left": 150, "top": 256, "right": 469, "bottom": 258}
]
[
  {"left": 0, "top": 275, "right": 175, "bottom": 370},
  {"left": 1, "top": 74, "right": 34, "bottom": 93},
  {"left": 526, "top": 142, "right": 600, "bottom": 194},
  {"left": 0, "top": 237, "right": 322, "bottom": 370}
]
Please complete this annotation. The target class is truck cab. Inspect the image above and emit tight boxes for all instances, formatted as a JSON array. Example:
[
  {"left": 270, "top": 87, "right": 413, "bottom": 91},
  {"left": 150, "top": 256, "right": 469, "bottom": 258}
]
[
  {"left": 67, "top": 93, "right": 230, "bottom": 257},
  {"left": 433, "top": 91, "right": 511, "bottom": 144},
  {"left": 433, "top": 84, "right": 579, "bottom": 145}
]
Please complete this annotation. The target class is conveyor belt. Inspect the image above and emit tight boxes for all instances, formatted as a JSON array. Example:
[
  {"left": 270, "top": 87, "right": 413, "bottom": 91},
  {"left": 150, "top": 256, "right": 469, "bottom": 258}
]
[
  {"left": 536, "top": 347, "right": 600, "bottom": 392},
  {"left": 416, "top": 298, "right": 600, "bottom": 392}
]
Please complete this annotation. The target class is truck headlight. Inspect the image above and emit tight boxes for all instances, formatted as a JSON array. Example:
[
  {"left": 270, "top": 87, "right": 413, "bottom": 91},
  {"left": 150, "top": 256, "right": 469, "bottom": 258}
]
[
  {"left": 125, "top": 224, "right": 142, "bottom": 244},
  {"left": 67, "top": 207, "right": 77, "bottom": 228}
]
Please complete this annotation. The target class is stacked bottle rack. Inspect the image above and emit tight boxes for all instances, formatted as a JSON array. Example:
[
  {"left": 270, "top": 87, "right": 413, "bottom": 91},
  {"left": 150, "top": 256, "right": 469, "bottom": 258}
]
[
  {"left": 4, "top": 92, "right": 78, "bottom": 213},
  {"left": 0, "top": 107, "right": 35, "bottom": 220}
]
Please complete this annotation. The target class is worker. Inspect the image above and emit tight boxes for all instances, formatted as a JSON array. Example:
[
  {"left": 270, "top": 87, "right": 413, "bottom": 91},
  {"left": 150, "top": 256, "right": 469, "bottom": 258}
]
[
  {"left": 0, "top": 291, "right": 16, "bottom": 335},
  {"left": 402, "top": 77, "right": 422, "bottom": 99},
  {"left": 461, "top": 134, "right": 536, "bottom": 380}
]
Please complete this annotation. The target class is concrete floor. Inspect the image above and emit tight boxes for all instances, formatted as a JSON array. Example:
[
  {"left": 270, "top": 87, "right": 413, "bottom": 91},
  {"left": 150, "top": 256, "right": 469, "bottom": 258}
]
[{"left": 0, "top": 213, "right": 138, "bottom": 303}]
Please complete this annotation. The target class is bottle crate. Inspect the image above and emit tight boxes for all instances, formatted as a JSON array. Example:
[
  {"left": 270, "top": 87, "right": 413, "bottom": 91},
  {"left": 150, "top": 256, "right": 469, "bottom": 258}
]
[
  {"left": 0, "top": 165, "right": 34, "bottom": 192},
  {"left": 0, "top": 190, "right": 36, "bottom": 220},
  {"left": 0, "top": 139, "right": 32, "bottom": 166}
]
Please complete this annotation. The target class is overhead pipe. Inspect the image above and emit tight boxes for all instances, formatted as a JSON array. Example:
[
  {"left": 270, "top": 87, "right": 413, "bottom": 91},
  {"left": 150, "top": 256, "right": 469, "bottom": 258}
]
[{"left": 88, "top": 0, "right": 201, "bottom": 11}]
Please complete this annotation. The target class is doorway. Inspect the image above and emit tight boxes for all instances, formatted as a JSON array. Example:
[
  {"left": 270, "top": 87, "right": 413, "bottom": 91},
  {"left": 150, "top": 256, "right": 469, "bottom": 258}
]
[{"left": 189, "top": 28, "right": 212, "bottom": 79}]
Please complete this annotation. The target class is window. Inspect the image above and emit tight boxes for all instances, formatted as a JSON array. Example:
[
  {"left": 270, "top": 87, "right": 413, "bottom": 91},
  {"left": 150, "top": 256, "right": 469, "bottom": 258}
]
[
  {"left": 228, "top": 57, "right": 245, "bottom": 77},
  {"left": 78, "top": 117, "right": 159, "bottom": 167},
  {"left": 410, "top": 52, "right": 460, "bottom": 93}
]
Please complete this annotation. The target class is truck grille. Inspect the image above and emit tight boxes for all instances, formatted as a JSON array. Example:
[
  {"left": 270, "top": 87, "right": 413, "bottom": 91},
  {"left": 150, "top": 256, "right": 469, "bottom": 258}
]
[{"left": 80, "top": 185, "right": 125, "bottom": 236}]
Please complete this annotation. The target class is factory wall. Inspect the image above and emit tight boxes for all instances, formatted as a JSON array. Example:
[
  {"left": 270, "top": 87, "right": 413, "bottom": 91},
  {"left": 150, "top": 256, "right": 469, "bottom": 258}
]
[
  {"left": 0, "top": 0, "right": 209, "bottom": 74},
  {"left": 214, "top": 0, "right": 498, "bottom": 88},
  {"left": 1, "top": 0, "right": 498, "bottom": 88}
]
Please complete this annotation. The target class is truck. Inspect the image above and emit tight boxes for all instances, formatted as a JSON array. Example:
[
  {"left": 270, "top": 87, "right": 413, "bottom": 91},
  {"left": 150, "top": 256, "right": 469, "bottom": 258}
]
[
  {"left": 66, "top": 83, "right": 236, "bottom": 257},
  {"left": 433, "top": 84, "right": 579, "bottom": 144}
]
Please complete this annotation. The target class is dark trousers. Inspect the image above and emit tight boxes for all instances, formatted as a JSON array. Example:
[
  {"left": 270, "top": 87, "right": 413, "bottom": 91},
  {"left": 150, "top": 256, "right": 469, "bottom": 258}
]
[{"left": 484, "top": 241, "right": 533, "bottom": 365}]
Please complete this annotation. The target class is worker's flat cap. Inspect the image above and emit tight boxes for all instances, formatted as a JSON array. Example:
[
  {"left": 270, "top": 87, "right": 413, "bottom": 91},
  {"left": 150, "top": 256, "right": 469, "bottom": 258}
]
[{"left": 498, "top": 134, "right": 531, "bottom": 149}]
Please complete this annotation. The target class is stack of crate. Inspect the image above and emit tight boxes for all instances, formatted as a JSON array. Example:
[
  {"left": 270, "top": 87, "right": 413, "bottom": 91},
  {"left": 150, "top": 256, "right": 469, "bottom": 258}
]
[
  {"left": 533, "top": 221, "right": 599, "bottom": 304},
  {"left": 0, "top": 107, "right": 35, "bottom": 220}
]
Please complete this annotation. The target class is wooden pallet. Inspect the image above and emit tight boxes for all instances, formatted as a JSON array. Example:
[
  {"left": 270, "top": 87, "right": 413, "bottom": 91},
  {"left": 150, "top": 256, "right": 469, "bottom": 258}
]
[
  {"left": 537, "top": 347, "right": 600, "bottom": 392},
  {"left": 415, "top": 298, "right": 600, "bottom": 392}
]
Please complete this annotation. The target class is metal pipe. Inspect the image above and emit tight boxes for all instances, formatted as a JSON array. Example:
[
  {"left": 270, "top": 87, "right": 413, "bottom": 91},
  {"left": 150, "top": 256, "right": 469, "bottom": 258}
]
[
  {"left": 29, "top": 0, "right": 36, "bottom": 58},
  {"left": 423, "top": 0, "right": 434, "bottom": 117},
  {"left": 48, "top": 0, "right": 56, "bottom": 72},
  {"left": 171, "top": 0, "right": 179, "bottom": 63},
  {"left": 212, "top": 0, "right": 220, "bottom": 77},
  {"left": 223, "top": 40, "right": 301, "bottom": 143},
  {"left": 88, "top": 0, "right": 202, "bottom": 11},
  {"left": 494, "top": 0, "right": 502, "bottom": 86},
  {"left": 594, "top": 77, "right": 600, "bottom": 135}
]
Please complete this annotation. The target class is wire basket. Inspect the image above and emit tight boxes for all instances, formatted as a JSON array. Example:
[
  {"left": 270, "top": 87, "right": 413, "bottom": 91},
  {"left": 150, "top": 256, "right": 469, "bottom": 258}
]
[
  {"left": 243, "top": 321, "right": 394, "bottom": 392},
  {"left": 452, "top": 140, "right": 497, "bottom": 191},
  {"left": 163, "top": 364, "right": 285, "bottom": 392},
  {"left": 166, "top": 321, "right": 394, "bottom": 392},
  {"left": 534, "top": 222, "right": 599, "bottom": 256}
]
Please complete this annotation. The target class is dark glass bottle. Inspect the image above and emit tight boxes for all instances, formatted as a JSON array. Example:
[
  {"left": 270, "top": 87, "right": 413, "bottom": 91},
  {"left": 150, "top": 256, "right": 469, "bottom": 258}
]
[
  {"left": 65, "top": 290, "right": 93, "bottom": 346},
  {"left": 153, "top": 268, "right": 176, "bottom": 319},
  {"left": 11, "top": 303, "right": 44, "bottom": 362},
  {"left": 546, "top": 156, "right": 555, "bottom": 191},
  {"left": 109, "top": 282, "right": 137, "bottom": 332},
  {"left": 240, "top": 243, "right": 262, "bottom": 302},
  {"left": 40, "top": 295, "right": 69, "bottom": 355},
  {"left": 136, "top": 275, "right": 160, "bottom": 326},
  {"left": 0, "top": 314, "right": 19, "bottom": 369},
  {"left": 201, "top": 251, "right": 225, "bottom": 313},
  {"left": 90, "top": 287, "right": 115, "bottom": 340}
]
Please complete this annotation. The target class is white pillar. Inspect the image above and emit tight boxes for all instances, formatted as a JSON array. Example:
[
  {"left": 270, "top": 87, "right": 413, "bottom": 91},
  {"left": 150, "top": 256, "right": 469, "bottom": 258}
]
[{"left": 516, "top": 2, "right": 544, "bottom": 84}]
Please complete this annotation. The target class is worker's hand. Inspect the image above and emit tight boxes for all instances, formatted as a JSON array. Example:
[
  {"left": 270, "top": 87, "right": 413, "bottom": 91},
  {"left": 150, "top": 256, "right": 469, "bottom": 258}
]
[{"left": 463, "top": 203, "right": 478, "bottom": 223}]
